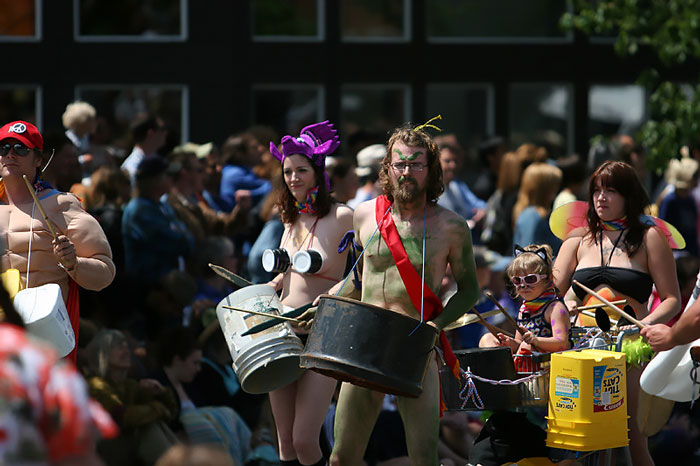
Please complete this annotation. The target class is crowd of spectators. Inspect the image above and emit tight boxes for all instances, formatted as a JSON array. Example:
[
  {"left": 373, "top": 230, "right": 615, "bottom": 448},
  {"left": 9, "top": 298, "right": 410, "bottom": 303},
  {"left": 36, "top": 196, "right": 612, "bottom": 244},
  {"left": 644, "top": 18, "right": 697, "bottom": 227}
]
[{"left": 5, "top": 99, "right": 700, "bottom": 465}]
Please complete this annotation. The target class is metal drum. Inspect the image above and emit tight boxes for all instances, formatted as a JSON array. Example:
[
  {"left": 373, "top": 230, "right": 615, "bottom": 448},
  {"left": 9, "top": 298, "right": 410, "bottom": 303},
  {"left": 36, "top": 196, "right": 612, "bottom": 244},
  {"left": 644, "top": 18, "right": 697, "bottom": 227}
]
[
  {"left": 441, "top": 347, "right": 521, "bottom": 411},
  {"left": 216, "top": 284, "right": 304, "bottom": 394},
  {"left": 299, "top": 295, "right": 438, "bottom": 398}
]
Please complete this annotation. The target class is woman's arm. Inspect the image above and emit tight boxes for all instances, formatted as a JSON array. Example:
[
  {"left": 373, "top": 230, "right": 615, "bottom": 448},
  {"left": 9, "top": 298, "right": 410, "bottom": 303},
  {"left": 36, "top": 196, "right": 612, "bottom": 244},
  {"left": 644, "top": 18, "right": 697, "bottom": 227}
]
[
  {"left": 553, "top": 235, "right": 581, "bottom": 313},
  {"left": 643, "top": 226, "right": 681, "bottom": 325}
]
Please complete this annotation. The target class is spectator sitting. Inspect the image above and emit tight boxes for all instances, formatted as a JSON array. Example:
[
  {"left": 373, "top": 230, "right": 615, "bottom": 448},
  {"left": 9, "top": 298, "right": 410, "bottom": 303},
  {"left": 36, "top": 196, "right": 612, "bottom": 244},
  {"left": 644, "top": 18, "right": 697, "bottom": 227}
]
[
  {"left": 153, "top": 327, "right": 252, "bottom": 466},
  {"left": 86, "top": 329, "right": 179, "bottom": 466}
]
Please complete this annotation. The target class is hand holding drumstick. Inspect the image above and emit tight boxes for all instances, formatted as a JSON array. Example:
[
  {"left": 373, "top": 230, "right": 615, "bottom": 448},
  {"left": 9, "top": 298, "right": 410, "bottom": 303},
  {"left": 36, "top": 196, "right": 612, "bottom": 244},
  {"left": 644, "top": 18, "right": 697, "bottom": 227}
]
[{"left": 22, "top": 175, "right": 76, "bottom": 272}]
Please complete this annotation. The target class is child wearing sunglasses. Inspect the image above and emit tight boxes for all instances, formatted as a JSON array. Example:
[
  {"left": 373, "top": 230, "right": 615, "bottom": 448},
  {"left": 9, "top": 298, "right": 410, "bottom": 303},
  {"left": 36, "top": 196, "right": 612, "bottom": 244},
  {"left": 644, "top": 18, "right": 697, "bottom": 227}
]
[{"left": 481, "top": 243, "right": 570, "bottom": 357}]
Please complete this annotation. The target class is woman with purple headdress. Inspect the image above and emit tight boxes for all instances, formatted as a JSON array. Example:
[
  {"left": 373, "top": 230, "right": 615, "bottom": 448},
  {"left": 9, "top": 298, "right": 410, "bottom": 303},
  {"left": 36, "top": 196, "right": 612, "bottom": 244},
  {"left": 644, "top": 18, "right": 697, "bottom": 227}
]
[{"left": 266, "top": 121, "right": 354, "bottom": 466}]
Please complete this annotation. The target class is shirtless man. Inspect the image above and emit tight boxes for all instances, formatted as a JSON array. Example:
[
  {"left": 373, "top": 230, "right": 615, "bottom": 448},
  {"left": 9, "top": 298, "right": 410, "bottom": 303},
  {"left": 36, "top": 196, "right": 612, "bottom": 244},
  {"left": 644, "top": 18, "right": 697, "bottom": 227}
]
[{"left": 320, "top": 124, "right": 479, "bottom": 465}]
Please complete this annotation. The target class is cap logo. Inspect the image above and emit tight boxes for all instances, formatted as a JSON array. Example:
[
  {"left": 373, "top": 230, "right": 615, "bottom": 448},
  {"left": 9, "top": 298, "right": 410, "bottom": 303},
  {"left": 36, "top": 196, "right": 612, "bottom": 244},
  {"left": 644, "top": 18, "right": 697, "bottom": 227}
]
[{"left": 8, "top": 123, "right": 27, "bottom": 134}]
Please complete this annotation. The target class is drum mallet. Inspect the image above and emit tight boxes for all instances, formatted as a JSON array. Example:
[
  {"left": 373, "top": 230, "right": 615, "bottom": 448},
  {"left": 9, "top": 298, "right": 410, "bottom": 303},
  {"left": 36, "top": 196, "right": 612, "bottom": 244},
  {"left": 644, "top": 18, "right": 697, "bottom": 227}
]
[
  {"left": 22, "top": 175, "right": 58, "bottom": 240},
  {"left": 572, "top": 280, "right": 646, "bottom": 328},
  {"left": 471, "top": 307, "right": 514, "bottom": 339},
  {"left": 209, "top": 263, "right": 252, "bottom": 288},
  {"left": 222, "top": 305, "right": 303, "bottom": 323},
  {"left": 485, "top": 291, "right": 530, "bottom": 336},
  {"left": 486, "top": 290, "right": 544, "bottom": 352}
]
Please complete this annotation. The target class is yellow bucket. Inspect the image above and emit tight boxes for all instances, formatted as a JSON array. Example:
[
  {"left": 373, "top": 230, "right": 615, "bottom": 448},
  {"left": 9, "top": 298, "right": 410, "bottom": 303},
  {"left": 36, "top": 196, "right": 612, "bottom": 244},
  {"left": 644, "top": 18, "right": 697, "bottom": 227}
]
[
  {"left": 1, "top": 268, "right": 24, "bottom": 299},
  {"left": 546, "top": 349, "right": 629, "bottom": 451}
]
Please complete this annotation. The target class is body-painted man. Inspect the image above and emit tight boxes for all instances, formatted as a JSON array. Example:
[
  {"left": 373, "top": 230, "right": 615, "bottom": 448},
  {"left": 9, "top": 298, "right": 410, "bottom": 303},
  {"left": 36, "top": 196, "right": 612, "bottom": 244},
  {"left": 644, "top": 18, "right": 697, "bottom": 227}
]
[{"left": 320, "top": 123, "right": 480, "bottom": 465}]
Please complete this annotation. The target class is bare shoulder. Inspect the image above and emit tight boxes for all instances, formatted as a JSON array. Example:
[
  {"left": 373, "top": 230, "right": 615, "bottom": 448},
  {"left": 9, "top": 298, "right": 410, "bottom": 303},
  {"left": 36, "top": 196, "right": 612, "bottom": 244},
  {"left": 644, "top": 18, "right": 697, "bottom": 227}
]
[
  {"left": 565, "top": 226, "right": 588, "bottom": 240},
  {"left": 332, "top": 202, "right": 354, "bottom": 221},
  {"left": 644, "top": 225, "right": 672, "bottom": 251},
  {"left": 435, "top": 204, "right": 469, "bottom": 235},
  {"left": 354, "top": 197, "right": 377, "bottom": 220}
]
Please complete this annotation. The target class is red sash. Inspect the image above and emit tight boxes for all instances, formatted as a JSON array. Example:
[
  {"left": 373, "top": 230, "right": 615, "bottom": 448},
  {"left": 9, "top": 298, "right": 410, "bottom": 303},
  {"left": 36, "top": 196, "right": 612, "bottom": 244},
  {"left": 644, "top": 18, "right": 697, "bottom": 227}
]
[
  {"left": 375, "top": 196, "right": 460, "bottom": 409},
  {"left": 65, "top": 279, "right": 79, "bottom": 363}
]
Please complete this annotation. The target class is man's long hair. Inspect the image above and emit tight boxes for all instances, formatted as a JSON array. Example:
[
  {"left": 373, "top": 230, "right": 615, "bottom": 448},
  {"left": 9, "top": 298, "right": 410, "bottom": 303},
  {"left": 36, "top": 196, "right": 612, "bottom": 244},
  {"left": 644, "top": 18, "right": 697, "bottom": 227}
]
[{"left": 378, "top": 124, "right": 443, "bottom": 204}]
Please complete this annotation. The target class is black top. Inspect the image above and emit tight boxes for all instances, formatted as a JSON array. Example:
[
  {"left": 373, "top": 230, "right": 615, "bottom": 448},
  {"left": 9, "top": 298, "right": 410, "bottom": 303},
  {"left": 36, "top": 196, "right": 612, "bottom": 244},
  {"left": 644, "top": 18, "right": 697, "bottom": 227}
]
[{"left": 572, "top": 231, "right": 653, "bottom": 303}]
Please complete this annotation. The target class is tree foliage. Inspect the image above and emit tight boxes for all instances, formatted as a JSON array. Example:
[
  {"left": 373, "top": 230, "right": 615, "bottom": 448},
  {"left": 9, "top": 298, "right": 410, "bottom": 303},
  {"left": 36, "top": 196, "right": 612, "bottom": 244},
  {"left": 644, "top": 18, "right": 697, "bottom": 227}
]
[{"left": 561, "top": 0, "right": 700, "bottom": 172}]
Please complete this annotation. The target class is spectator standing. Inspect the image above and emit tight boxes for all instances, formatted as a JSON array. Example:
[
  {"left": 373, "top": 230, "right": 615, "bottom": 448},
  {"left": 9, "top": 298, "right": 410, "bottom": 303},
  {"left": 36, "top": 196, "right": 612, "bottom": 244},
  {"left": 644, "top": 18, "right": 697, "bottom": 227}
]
[{"left": 120, "top": 115, "right": 168, "bottom": 179}]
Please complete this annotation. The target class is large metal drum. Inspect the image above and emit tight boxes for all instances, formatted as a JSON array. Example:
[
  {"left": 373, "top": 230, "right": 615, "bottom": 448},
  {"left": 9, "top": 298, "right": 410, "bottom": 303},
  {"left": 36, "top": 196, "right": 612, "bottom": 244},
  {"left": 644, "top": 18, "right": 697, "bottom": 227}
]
[
  {"left": 299, "top": 295, "right": 438, "bottom": 398},
  {"left": 216, "top": 284, "right": 304, "bottom": 394}
]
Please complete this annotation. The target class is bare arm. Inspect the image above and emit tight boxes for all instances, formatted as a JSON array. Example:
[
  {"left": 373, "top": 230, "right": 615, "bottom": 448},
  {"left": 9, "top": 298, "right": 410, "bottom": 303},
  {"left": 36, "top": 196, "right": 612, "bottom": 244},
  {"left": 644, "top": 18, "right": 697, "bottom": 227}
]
[
  {"left": 643, "top": 226, "right": 681, "bottom": 325},
  {"left": 433, "top": 218, "right": 479, "bottom": 330},
  {"left": 642, "top": 298, "right": 700, "bottom": 351},
  {"left": 553, "top": 236, "right": 582, "bottom": 312},
  {"left": 522, "top": 301, "right": 571, "bottom": 352}
]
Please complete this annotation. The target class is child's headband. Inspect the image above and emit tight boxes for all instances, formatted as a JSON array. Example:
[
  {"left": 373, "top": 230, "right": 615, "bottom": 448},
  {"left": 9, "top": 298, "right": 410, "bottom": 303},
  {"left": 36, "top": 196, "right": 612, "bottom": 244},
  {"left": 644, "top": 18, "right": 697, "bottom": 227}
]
[{"left": 513, "top": 244, "right": 547, "bottom": 262}]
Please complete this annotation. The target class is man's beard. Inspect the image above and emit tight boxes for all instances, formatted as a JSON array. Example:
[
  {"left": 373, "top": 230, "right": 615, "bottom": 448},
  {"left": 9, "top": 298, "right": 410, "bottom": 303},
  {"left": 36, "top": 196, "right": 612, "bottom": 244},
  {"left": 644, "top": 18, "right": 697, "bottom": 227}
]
[{"left": 393, "top": 176, "right": 426, "bottom": 203}]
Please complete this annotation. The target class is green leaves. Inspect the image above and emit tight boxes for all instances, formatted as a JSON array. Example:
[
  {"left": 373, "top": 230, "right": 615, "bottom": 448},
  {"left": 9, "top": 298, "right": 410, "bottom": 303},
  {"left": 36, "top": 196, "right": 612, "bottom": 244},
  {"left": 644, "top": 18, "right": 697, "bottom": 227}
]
[{"left": 562, "top": 0, "right": 700, "bottom": 172}]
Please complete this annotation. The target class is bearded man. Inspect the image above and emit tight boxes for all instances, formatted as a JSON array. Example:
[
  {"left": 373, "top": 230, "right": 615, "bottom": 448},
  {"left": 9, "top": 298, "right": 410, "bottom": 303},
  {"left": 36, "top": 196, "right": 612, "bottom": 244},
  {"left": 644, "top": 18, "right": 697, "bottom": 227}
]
[{"left": 324, "top": 123, "right": 479, "bottom": 465}]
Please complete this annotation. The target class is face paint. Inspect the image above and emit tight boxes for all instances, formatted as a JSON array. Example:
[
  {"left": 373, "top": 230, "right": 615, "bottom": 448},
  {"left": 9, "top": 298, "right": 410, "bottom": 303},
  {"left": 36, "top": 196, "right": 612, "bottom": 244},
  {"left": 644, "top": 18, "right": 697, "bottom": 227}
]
[{"left": 394, "top": 148, "right": 422, "bottom": 161}]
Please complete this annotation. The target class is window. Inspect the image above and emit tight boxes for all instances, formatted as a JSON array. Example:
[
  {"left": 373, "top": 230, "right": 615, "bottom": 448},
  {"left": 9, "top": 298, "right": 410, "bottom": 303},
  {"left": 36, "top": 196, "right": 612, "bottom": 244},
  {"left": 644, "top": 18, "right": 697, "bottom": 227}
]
[
  {"left": 75, "top": 86, "right": 187, "bottom": 153},
  {"left": 341, "top": 0, "right": 408, "bottom": 42},
  {"left": 0, "top": 87, "right": 41, "bottom": 127},
  {"left": 253, "top": 0, "right": 323, "bottom": 41},
  {"left": 252, "top": 85, "right": 324, "bottom": 136},
  {"left": 588, "top": 84, "right": 647, "bottom": 140},
  {"left": 341, "top": 85, "right": 410, "bottom": 155},
  {"left": 426, "top": 84, "right": 494, "bottom": 154},
  {"left": 0, "top": 0, "right": 40, "bottom": 41},
  {"left": 509, "top": 83, "right": 573, "bottom": 158},
  {"left": 427, "top": 0, "right": 570, "bottom": 42},
  {"left": 75, "top": 0, "right": 186, "bottom": 41}
]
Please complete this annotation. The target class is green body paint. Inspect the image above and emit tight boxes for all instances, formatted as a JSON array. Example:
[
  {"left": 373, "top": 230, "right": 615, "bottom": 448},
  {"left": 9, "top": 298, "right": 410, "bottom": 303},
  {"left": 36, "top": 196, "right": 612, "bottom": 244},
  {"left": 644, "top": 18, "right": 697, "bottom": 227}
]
[{"left": 393, "top": 148, "right": 423, "bottom": 161}]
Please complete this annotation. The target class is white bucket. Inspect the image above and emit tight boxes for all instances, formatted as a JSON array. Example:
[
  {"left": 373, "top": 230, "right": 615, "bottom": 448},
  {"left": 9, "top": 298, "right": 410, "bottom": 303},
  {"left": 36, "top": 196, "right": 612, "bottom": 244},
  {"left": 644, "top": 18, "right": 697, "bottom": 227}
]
[
  {"left": 13, "top": 283, "right": 75, "bottom": 357},
  {"left": 640, "top": 337, "right": 700, "bottom": 402},
  {"left": 216, "top": 284, "right": 304, "bottom": 394}
]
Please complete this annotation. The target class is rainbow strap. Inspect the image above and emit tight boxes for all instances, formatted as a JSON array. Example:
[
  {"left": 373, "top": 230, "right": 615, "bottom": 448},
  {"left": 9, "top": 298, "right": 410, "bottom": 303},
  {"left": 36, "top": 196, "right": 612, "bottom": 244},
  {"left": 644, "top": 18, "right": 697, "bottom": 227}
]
[{"left": 549, "top": 201, "right": 686, "bottom": 250}]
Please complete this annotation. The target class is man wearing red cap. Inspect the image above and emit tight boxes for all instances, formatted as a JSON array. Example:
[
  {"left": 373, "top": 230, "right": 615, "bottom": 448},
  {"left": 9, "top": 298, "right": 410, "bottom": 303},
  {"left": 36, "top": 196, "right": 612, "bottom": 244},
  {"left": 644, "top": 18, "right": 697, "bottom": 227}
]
[{"left": 0, "top": 120, "right": 115, "bottom": 361}]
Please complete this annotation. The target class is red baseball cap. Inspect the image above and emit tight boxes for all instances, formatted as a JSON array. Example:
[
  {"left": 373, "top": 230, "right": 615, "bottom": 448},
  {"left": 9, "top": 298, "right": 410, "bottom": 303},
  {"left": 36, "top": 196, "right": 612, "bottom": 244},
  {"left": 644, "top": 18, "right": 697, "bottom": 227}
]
[{"left": 0, "top": 121, "right": 44, "bottom": 151}]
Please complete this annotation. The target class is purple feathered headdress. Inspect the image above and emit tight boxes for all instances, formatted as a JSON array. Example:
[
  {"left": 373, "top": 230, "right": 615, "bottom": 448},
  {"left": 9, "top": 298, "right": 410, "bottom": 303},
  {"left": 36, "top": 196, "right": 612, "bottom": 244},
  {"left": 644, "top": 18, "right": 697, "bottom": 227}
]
[
  {"left": 270, "top": 120, "right": 340, "bottom": 191},
  {"left": 270, "top": 120, "right": 340, "bottom": 166}
]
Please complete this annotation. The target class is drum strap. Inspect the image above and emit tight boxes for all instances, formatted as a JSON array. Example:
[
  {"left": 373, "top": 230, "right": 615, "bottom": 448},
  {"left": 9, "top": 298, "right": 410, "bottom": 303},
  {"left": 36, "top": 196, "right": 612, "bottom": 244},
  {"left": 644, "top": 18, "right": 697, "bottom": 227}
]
[{"left": 375, "top": 195, "right": 461, "bottom": 407}]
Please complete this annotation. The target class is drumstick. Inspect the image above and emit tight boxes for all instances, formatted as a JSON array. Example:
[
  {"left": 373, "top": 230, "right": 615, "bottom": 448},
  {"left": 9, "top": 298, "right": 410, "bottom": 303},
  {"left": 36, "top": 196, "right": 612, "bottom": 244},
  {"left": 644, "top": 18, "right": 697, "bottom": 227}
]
[
  {"left": 572, "top": 280, "right": 646, "bottom": 328},
  {"left": 209, "top": 263, "right": 253, "bottom": 288},
  {"left": 485, "top": 291, "right": 529, "bottom": 335},
  {"left": 22, "top": 175, "right": 58, "bottom": 240},
  {"left": 578, "top": 299, "right": 627, "bottom": 311},
  {"left": 471, "top": 307, "right": 515, "bottom": 339},
  {"left": 222, "top": 305, "right": 303, "bottom": 323}
]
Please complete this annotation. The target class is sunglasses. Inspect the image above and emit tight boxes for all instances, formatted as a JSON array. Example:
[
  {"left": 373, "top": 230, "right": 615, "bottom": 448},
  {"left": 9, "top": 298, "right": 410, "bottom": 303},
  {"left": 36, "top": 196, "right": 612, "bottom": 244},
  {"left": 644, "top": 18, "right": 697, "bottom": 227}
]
[
  {"left": 0, "top": 143, "right": 33, "bottom": 157},
  {"left": 511, "top": 273, "right": 548, "bottom": 286}
]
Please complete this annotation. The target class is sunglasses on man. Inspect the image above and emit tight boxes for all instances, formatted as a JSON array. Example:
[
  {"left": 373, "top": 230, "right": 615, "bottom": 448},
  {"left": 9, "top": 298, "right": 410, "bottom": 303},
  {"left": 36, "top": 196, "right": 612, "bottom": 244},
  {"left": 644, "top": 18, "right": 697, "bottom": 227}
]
[{"left": 0, "top": 143, "right": 35, "bottom": 157}]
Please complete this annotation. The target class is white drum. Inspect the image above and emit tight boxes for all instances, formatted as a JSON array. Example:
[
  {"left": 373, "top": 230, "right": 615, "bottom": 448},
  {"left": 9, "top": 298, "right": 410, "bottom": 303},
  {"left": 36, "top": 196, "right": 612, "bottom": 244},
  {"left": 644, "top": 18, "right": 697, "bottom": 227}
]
[
  {"left": 216, "top": 284, "right": 304, "bottom": 394},
  {"left": 640, "top": 337, "right": 700, "bottom": 402},
  {"left": 13, "top": 283, "right": 75, "bottom": 357}
]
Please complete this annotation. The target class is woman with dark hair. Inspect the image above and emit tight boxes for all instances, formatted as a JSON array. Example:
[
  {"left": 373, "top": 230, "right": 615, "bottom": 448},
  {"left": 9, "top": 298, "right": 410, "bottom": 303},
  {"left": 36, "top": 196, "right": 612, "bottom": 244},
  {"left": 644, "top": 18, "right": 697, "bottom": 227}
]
[
  {"left": 266, "top": 121, "right": 354, "bottom": 466},
  {"left": 554, "top": 160, "right": 681, "bottom": 466}
]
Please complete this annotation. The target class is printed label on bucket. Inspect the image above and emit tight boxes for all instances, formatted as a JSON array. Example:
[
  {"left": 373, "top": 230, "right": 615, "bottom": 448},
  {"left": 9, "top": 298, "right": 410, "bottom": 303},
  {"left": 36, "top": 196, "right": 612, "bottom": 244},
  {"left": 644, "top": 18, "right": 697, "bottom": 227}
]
[
  {"left": 554, "top": 377, "right": 579, "bottom": 398},
  {"left": 593, "top": 365, "right": 624, "bottom": 412}
]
